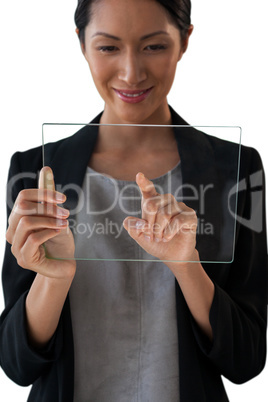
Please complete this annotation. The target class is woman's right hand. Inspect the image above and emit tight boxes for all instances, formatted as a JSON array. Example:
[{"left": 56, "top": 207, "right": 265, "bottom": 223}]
[{"left": 6, "top": 166, "right": 76, "bottom": 279}]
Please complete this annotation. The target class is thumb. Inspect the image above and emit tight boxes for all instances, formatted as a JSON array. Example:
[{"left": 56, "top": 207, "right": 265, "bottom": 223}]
[{"left": 39, "top": 166, "right": 55, "bottom": 191}]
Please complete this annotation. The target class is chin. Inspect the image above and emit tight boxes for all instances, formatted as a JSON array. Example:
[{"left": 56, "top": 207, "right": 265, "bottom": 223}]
[{"left": 113, "top": 104, "right": 159, "bottom": 125}]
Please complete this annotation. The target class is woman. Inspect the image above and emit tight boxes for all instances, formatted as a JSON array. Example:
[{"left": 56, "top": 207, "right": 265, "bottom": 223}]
[{"left": 0, "top": 0, "right": 267, "bottom": 401}]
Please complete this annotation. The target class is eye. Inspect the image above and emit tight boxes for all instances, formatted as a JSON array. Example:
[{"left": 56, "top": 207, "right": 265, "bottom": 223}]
[
  {"left": 97, "top": 46, "right": 118, "bottom": 53},
  {"left": 145, "top": 44, "right": 167, "bottom": 51}
]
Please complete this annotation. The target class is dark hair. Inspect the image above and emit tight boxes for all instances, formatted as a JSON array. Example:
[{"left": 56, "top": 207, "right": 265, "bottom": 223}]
[{"left": 74, "top": 0, "right": 191, "bottom": 45}]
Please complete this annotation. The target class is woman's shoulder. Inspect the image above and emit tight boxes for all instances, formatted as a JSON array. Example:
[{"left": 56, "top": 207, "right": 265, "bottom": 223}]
[
  {"left": 9, "top": 138, "right": 65, "bottom": 176},
  {"left": 200, "top": 129, "right": 264, "bottom": 177},
  {"left": 9, "top": 122, "right": 97, "bottom": 173},
  {"left": 170, "top": 107, "right": 264, "bottom": 175}
]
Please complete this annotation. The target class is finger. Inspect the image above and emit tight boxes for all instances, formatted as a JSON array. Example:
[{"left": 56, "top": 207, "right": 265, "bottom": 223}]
[
  {"left": 11, "top": 189, "right": 66, "bottom": 208},
  {"left": 163, "top": 209, "right": 197, "bottom": 242},
  {"left": 9, "top": 189, "right": 66, "bottom": 235},
  {"left": 36, "top": 166, "right": 65, "bottom": 205},
  {"left": 6, "top": 192, "right": 67, "bottom": 244},
  {"left": 15, "top": 229, "right": 61, "bottom": 270},
  {"left": 142, "top": 193, "right": 174, "bottom": 241},
  {"left": 39, "top": 166, "right": 57, "bottom": 216},
  {"left": 123, "top": 216, "right": 149, "bottom": 232},
  {"left": 136, "top": 173, "right": 160, "bottom": 240},
  {"left": 123, "top": 217, "right": 150, "bottom": 241},
  {"left": 11, "top": 216, "right": 68, "bottom": 255},
  {"left": 39, "top": 166, "right": 55, "bottom": 191},
  {"left": 136, "top": 172, "right": 158, "bottom": 199},
  {"left": 13, "top": 200, "right": 69, "bottom": 219},
  {"left": 153, "top": 201, "right": 181, "bottom": 242}
]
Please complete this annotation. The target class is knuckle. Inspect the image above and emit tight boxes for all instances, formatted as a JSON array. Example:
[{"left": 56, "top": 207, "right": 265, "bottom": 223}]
[
  {"left": 144, "top": 199, "right": 157, "bottom": 214},
  {"left": 10, "top": 243, "right": 17, "bottom": 257},
  {"left": 163, "top": 229, "right": 173, "bottom": 240},
  {"left": 180, "top": 214, "right": 198, "bottom": 233},
  {"left": 28, "top": 232, "right": 39, "bottom": 247},
  {"left": 16, "top": 199, "right": 29, "bottom": 214},
  {"left": 159, "top": 209, "right": 170, "bottom": 222},
  {"left": 188, "top": 210, "right": 198, "bottom": 223},
  {"left": 19, "top": 215, "right": 31, "bottom": 228},
  {"left": 17, "top": 189, "right": 28, "bottom": 203},
  {"left": 16, "top": 255, "right": 26, "bottom": 269},
  {"left": 181, "top": 204, "right": 195, "bottom": 216},
  {"left": 189, "top": 207, "right": 197, "bottom": 216},
  {"left": 171, "top": 216, "right": 180, "bottom": 230},
  {"left": 165, "top": 193, "right": 175, "bottom": 204},
  {"left": 178, "top": 201, "right": 186, "bottom": 209},
  {"left": 152, "top": 222, "right": 162, "bottom": 234},
  {"left": 5, "top": 229, "right": 12, "bottom": 244},
  {"left": 42, "top": 203, "right": 55, "bottom": 216},
  {"left": 7, "top": 213, "right": 12, "bottom": 226},
  {"left": 190, "top": 220, "right": 198, "bottom": 231}
]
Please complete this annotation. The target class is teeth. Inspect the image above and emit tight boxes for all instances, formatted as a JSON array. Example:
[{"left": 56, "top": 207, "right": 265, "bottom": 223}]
[{"left": 121, "top": 91, "right": 145, "bottom": 97}]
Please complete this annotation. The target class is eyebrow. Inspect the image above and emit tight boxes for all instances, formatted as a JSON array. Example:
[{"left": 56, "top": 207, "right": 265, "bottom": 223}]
[{"left": 91, "top": 30, "right": 169, "bottom": 40}]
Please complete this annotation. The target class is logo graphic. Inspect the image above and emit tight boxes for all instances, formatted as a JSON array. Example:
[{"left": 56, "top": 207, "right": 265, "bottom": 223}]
[{"left": 228, "top": 170, "right": 263, "bottom": 233}]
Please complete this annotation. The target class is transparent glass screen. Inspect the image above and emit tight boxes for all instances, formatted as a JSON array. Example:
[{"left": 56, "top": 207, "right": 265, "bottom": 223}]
[{"left": 42, "top": 123, "right": 241, "bottom": 263}]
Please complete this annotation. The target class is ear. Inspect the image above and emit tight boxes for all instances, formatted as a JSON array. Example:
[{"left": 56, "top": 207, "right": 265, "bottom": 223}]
[
  {"left": 75, "top": 28, "right": 86, "bottom": 54},
  {"left": 178, "top": 24, "right": 194, "bottom": 62}
]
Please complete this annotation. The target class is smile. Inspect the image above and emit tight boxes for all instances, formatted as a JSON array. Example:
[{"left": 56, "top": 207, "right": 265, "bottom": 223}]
[
  {"left": 113, "top": 87, "right": 153, "bottom": 104},
  {"left": 121, "top": 91, "right": 146, "bottom": 97}
]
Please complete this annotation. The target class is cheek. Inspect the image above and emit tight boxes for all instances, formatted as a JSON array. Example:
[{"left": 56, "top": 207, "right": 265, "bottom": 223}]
[
  {"left": 89, "top": 62, "right": 106, "bottom": 83},
  {"left": 88, "top": 57, "right": 114, "bottom": 87},
  {"left": 151, "top": 55, "right": 178, "bottom": 86}
]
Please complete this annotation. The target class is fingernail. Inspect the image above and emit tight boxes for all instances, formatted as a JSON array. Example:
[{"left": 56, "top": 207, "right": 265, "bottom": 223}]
[
  {"left": 56, "top": 193, "right": 66, "bottom": 202},
  {"left": 57, "top": 219, "right": 68, "bottom": 226},
  {"left": 136, "top": 220, "right": 145, "bottom": 229},
  {"left": 57, "top": 208, "right": 69, "bottom": 217},
  {"left": 44, "top": 171, "right": 54, "bottom": 190},
  {"left": 155, "top": 237, "right": 162, "bottom": 242},
  {"left": 144, "top": 235, "right": 151, "bottom": 241},
  {"left": 45, "top": 171, "right": 54, "bottom": 181},
  {"left": 136, "top": 172, "right": 146, "bottom": 182}
]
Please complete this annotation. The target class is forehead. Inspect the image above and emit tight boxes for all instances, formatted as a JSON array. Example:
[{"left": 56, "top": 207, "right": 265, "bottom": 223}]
[{"left": 86, "top": 0, "right": 179, "bottom": 38}]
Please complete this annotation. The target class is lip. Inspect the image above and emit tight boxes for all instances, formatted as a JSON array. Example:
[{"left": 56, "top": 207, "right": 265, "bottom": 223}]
[{"left": 113, "top": 87, "right": 153, "bottom": 104}]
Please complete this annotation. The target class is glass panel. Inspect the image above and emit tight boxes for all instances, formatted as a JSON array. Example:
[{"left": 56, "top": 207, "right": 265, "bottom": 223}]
[{"left": 42, "top": 123, "right": 241, "bottom": 263}]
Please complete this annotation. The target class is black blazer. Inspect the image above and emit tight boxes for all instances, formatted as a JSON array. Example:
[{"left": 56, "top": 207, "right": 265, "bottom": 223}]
[{"left": 0, "top": 107, "right": 267, "bottom": 402}]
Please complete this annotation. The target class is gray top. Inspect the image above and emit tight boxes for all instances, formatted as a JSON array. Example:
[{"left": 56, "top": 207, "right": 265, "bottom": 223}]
[{"left": 69, "top": 162, "right": 182, "bottom": 402}]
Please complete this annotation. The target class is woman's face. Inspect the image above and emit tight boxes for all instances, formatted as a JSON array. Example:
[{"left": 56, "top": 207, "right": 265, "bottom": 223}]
[{"left": 81, "top": 0, "right": 190, "bottom": 124}]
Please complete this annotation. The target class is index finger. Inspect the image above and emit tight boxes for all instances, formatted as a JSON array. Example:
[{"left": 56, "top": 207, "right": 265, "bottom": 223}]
[
  {"left": 136, "top": 172, "right": 158, "bottom": 199},
  {"left": 14, "top": 189, "right": 66, "bottom": 206}
]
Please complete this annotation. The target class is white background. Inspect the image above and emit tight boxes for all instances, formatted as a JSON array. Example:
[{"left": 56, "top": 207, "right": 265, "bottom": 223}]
[{"left": 0, "top": 0, "right": 267, "bottom": 400}]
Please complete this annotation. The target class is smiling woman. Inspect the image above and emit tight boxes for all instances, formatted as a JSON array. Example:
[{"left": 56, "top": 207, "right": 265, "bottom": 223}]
[
  {"left": 78, "top": 0, "right": 193, "bottom": 125},
  {"left": 0, "top": 1, "right": 267, "bottom": 402}
]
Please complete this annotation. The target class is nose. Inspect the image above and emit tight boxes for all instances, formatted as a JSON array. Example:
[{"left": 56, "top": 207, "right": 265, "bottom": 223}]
[{"left": 117, "top": 50, "right": 147, "bottom": 86}]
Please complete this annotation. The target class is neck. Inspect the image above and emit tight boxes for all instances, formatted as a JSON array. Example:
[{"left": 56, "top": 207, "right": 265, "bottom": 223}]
[{"left": 97, "top": 103, "right": 176, "bottom": 153}]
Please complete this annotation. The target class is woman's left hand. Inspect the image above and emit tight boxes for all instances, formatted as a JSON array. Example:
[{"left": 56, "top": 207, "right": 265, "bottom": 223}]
[
  {"left": 123, "top": 172, "right": 199, "bottom": 262},
  {"left": 124, "top": 172, "right": 214, "bottom": 341}
]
